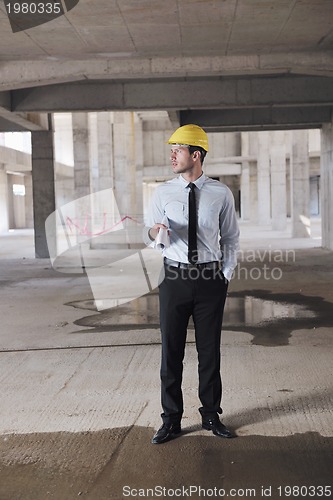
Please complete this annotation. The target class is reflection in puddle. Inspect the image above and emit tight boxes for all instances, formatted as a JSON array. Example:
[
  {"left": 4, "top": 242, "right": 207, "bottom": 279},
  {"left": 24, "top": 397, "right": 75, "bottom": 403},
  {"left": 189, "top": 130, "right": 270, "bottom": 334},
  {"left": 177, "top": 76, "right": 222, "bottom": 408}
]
[
  {"left": 224, "top": 296, "right": 316, "bottom": 327},
  {"left": 66, "top": 291, "right": 329, "bottom": 347},
  {"left": 68, "top": 294, "right": 316, "bottom": 328}
]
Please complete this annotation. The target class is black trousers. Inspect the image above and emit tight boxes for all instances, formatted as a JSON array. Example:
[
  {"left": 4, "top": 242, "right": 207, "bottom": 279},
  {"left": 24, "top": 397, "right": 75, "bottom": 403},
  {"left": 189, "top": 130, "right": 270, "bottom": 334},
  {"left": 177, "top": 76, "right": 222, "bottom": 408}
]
[{"left": 158, "top": 264, "right": 229, "bottom": 424}]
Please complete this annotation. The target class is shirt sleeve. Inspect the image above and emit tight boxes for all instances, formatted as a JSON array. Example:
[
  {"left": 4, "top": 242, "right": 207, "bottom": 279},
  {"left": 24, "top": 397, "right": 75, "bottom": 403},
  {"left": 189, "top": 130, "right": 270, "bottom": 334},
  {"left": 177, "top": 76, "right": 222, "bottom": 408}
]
[
  {"left": 219, "top": 187, "right": 240, "bottom": 281},
  {"left": 143, "top": 187, "right": 165, "bottom": 247}
]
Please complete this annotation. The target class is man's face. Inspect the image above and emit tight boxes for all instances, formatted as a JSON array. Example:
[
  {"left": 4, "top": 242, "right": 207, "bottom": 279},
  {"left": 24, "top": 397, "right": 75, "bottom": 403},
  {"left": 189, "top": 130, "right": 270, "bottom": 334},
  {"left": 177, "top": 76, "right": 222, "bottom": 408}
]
[{"left": 170, "top": 145, "right": 194, "bottom": 174}]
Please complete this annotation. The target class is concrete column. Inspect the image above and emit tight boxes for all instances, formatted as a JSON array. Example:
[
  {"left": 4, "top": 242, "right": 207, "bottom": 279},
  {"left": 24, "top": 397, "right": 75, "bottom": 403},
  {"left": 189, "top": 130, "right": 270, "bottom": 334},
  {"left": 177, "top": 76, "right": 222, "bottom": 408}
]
[
  {"left": 240, "top": 132, "right": 250, "bottom": 220},
  {"left": 270, "top": 131, "right": 287, "bottom": 231},
  {"left": 290, "top": 130, "right": 310, "bottom": 237},
  {"left": 24, "top": 173, "right": 34, "bottom": 228},
  {"left": 72, "top": 112, "right": 91, "bottom": 198},
  {"left": 113, "top": 112, "right": 138, "bottom": 217},
  {"left": 0, "top": 165, "right": 9, "bottom": 233},
  {"left": 7, "top": 174, "right": 14, "bottom": 229},
  {"left": 31, "top": 129, "right": 56, "bottom": 258},
  {"left": 96, "top": 112, "right": 114, "bottom": 191},
  {"left": 321, "top": 121, "right": 333, "bottom": 249},
  {"left": 12, "top": 175, "right": 25, "bottom": 228},
  {"left": 134, "top": 113, "right": 144, "bottom": 219},
  {"left": 257, "top": 131, "right": 271, "bottom": 225}
]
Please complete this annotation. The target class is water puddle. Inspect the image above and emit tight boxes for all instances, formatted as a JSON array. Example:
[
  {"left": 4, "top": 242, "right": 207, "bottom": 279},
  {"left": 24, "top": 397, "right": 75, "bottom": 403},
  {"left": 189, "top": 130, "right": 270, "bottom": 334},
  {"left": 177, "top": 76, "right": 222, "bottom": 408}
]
[{"left": 66, "top": 290, "right": 332, "bottom": 347}]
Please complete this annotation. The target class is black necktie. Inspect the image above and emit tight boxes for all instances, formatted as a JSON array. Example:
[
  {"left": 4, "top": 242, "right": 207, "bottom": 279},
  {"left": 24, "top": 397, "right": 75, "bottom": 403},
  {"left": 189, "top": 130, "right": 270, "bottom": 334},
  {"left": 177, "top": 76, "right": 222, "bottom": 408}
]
[{"left": 188, "top": 183, "right": 198, "bottom": 264}]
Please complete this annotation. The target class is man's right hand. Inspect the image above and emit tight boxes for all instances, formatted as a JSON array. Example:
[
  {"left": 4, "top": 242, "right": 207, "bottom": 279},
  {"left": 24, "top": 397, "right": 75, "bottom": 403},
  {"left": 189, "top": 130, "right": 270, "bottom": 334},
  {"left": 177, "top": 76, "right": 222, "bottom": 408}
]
[{"left": 148, "top": 223, "right": 169, "bottom": 240}]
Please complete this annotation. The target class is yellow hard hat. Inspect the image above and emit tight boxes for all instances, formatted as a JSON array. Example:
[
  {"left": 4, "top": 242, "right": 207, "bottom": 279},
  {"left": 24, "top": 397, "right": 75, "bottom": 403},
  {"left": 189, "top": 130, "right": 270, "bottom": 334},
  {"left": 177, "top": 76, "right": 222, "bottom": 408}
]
[{"left": 167, "top": 124, "right": 209, "bottom": 152}]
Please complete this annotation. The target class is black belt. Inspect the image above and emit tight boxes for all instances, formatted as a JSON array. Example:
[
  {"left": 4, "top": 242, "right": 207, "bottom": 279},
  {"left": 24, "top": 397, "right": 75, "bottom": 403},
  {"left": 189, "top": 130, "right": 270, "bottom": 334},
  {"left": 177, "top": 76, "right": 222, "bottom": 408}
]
[{"left": 164, "top": 257, "right": 221, "bottom": 270}]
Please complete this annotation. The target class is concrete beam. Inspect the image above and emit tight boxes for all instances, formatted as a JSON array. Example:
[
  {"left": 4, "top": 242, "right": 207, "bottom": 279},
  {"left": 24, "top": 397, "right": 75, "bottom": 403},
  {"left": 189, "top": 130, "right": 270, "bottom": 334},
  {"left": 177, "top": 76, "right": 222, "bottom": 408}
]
[
  {"left": 0, "top": 116, "right": 28, "bottom": 132},
  {"left": 0, "top": 90, "right": 50, "bottom": 132},
  {"left": 0, "top": 91, "right": 49, "bottom": 131},
  {"left": 0, "top": 91, "right": 11, "bottom": 109},
  {"left": 167, "top": 111, "right": 180, "bottom": 128},
  {"left": 180, "top": 107, "right": 333, "bottom": 131},
  {"left": 0, "top": 146, "right": 31, "bottom": 172},
  {"left": 205, "top": 163, "right": 241, "bottom": 177},
  {"left": 9, "top": 76, "right": 333, "bottom": 114},
  {"left": 1, "top": 52, "right": 333, "bottom": 92},
  {"left": 0, "top": 113, "right": 49, "bottom": 132}
]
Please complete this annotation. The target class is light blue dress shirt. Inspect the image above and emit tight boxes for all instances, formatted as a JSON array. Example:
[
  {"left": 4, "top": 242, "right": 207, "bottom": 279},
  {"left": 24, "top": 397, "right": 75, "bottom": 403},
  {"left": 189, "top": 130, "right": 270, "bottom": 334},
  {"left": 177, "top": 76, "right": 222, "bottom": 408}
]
[{"left": 146, "top": 174, "right": 240, "bottom": 281}]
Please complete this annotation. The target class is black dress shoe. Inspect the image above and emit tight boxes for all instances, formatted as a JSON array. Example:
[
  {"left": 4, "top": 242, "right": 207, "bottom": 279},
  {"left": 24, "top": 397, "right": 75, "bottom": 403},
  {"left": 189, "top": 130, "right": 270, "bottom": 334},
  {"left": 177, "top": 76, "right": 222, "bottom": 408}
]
[
  {"left": 202, "top": 418, "right": 236, "bottom": 438},
  {"left": 151, "top": 422, "right": 181, "bottom": 444}
]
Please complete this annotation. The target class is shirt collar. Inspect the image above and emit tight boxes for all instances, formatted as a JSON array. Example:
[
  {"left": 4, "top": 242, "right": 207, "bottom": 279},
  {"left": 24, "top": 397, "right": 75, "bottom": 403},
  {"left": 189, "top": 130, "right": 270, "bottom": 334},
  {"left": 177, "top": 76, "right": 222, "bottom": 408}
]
[{"left": 178, "top": 173, "right": 207, "bottom": 190}]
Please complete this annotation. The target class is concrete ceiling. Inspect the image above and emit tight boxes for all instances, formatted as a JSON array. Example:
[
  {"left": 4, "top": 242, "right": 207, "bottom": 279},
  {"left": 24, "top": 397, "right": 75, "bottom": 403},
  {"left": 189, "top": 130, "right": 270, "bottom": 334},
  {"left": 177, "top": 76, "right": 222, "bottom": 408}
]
[{"left": 0, "top": 0, "right": 333, "bottom": 131}]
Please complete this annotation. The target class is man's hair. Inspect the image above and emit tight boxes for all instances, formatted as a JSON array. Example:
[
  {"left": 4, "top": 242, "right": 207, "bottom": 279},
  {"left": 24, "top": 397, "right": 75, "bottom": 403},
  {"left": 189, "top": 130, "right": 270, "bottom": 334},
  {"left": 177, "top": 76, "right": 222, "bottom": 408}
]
[{"left": 189, "top": 145, "right": 207, "bottom": 165}]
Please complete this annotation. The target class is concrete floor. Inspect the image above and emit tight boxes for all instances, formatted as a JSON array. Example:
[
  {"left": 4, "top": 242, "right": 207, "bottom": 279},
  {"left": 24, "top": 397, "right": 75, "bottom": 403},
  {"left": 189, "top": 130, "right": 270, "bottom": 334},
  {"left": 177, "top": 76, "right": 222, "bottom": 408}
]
[{"left": 0, "top": 220, "right": 332, "bottom": 499}]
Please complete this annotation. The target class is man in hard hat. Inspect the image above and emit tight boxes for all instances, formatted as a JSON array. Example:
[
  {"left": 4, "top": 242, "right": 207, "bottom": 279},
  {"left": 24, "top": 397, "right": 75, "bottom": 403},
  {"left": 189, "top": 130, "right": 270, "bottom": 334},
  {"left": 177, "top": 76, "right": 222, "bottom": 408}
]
[{"left": 146, "top": 124, "right": 239, "bottom": 444}]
